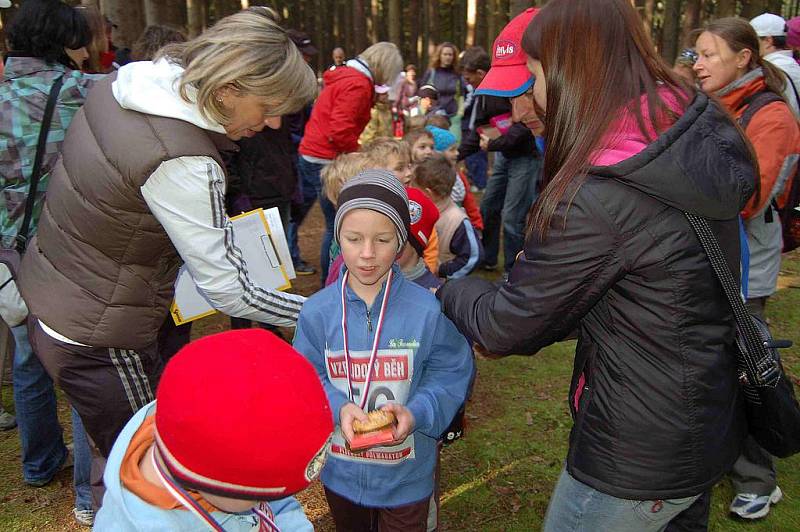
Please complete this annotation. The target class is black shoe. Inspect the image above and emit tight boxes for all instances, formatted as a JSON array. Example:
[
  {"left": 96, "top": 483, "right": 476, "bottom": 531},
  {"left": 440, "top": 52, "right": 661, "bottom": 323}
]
[
  {"left": 482, "top": 262, "right": 498, "bottom": 271},
  {"left": 294, "top": 261, "right": 316, "bottom": 276}
]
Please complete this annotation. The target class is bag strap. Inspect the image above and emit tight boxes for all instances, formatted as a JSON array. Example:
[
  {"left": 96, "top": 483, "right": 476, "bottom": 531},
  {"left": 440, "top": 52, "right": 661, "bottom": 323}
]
[
  {"left": 684, "top": 213, "right": 781, "bottom": 387},
  {"left": 739, "top": 90, "right": 783, "bottom": 131},
  {"left": 15, "top": 74, "right": 64, "bottom": 253}
]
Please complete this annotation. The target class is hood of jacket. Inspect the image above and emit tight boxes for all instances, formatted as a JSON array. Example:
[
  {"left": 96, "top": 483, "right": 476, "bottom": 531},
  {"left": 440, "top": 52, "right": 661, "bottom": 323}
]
[
  {"left": 321, "top": 60, "right": 373, "bottom": 89},
  {"left": 589, "top": 91, "right": 755, "bottom": 220},
  {"left": 112, "top": 58, "right": 226, "bottom": 134}
]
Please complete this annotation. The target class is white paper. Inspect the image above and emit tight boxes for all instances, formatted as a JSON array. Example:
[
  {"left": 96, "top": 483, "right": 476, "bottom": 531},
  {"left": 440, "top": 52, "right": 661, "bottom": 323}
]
[{"left": 171, "top": 208, "right": 292, "bottom": 324}]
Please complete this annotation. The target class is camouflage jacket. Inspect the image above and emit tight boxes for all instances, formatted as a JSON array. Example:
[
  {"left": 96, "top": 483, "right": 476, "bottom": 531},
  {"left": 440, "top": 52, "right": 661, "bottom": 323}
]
[{"left": 0, "top": 55, "right": 104, "bottom": 248}]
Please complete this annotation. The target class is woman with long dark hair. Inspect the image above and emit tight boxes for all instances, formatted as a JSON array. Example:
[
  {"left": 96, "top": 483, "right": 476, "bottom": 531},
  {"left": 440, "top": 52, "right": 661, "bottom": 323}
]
[
  {"left": 420, "top": 42, "right": 462, "bottom": 117},
  {"left": 438, "top": 1, "right": 754, "bottom": 529}
]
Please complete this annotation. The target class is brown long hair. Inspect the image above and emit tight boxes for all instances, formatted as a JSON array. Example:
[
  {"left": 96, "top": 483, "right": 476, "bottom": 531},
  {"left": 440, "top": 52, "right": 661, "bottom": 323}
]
[
  {"left": 75, "top": 5, "right": 109, "bottom": 73},
  {"left": 700, "top": 17, "right": 787, "bottom": 98},
  {"left": 521, "top": 0, "right": 693, "bottom": 240}
]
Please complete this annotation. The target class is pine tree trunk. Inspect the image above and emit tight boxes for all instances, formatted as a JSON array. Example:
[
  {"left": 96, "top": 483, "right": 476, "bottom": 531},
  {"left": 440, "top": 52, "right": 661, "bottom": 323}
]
[
  {"left": 716, "top": 0, "right": 737, "bottom": 17},
  {"left": 510, "top": 0, "right": 530, "bottom": 17},
  {"left": 661, "top": 0, "right": 682, "bottom": 65},
  {"left": 353, "top": 0, "right": 367, "bottom": 54},
  {"left": 186, "top": 0, "right": 205, "bottom": 38},
  {"left": 681, "top": 0, "right": 702, "bottom": 47},
  {"left": 389, "top": 0, "right": 402, "bottom": 48},
  {"left": 144, "top": 0, "right": 187, "bottom": 27},
  {"left": 106, "top": 0, "right": 146, "bottom": 48},
  {"left": 407, "top": 0, "right": 420, "bottom": 66}
]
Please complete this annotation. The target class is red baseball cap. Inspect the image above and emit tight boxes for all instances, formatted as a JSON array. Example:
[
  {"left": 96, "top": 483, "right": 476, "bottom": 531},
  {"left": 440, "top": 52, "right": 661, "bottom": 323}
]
[
  {"left": 475, "top": 8, "right": 539, "bottom": 98},
  {"left": 406, "top": 187, "right": 439, "bottom": 257}
]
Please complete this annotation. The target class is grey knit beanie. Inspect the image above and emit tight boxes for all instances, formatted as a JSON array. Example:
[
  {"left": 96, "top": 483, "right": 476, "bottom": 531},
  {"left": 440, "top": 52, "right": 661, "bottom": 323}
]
[{"left": 334, "top": 169, "right": 410, "bottom": 252}]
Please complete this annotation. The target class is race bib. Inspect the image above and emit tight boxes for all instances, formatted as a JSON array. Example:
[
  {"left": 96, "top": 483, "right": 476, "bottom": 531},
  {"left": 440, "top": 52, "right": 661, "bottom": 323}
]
[{"left": 325, "top": 348, "right": 416, "bottom": 464}]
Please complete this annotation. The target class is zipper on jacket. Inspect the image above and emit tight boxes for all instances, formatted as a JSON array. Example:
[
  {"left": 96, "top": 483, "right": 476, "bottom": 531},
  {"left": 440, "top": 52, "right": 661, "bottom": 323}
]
[{"left": 366, "top": 309, "right": 373, "bottom": 332}]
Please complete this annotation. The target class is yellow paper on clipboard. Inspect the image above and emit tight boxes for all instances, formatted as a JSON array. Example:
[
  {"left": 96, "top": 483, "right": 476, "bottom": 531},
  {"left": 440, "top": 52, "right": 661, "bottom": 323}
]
[{"left": 170, "top": 208, "right": 292, "bottom": 325}]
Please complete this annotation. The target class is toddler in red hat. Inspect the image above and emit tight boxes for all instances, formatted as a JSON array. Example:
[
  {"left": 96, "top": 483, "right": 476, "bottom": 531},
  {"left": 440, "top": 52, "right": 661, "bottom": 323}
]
[
  {"left": 294, "top": 169, "right": 473, "bottom": 531},
  {"left": 95, "top": 329, "right": 333, "bottom": 531}
]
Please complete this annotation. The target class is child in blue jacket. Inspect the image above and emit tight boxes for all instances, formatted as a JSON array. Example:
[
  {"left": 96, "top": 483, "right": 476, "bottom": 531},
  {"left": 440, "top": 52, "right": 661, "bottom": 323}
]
[{"left": 293, "top": 169, "right": 474, "bottom": 530}]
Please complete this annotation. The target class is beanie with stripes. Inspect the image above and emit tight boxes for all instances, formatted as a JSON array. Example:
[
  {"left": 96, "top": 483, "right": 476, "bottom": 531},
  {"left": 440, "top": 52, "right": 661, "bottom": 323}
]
[{"left": 334, "top": 169, "right": 410, "bottom": 252}]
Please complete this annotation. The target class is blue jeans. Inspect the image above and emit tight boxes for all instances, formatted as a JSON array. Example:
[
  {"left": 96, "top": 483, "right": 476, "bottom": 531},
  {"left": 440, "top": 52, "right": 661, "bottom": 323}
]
[
  {"left": 480, "top": 153, "right": 541, "bottom": 272},
  {"left": 11, "top": 324, "right": 92, "bottom": 509},
  {"left": 12, "top": 323, "right": 66, "bottom": 483},
  {"left": 464, "top": 151, "right": 488, "bottom": 189},
  {"left": 543, "top": 468, "right": 700, "bottom": 532},
  {"left": 294, "top": 156, "right": 335, "bottom": 281},
  {"left": 71, "top": 408, "right": 92, "bottom": 510}
]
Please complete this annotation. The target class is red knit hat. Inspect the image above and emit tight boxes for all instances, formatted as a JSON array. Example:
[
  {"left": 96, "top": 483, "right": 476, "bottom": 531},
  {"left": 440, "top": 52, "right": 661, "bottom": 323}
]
[
  {"left": 406, "top": 186, "right": 439, "bottom": 257},
  {"left": 476, "top": 8, "right": 539, "bottom": 98},
  {"left": 154, "top": 329, "right": 333, "bottom": 500}
]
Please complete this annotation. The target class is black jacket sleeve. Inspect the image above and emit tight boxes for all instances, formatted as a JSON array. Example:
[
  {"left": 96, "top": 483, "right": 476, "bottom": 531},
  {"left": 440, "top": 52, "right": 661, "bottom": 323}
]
[
  {"left": 438, "top": 184, "right": 627, "bottom": 355},
  {"left": 487, "top": 122, "right": 535, "bottom": 154}
]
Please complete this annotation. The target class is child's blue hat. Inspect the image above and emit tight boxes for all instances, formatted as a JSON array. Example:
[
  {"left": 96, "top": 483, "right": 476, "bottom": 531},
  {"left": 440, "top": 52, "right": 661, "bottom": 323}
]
[{"left": 425, "top": 125, "right": 457, "bottom": 152}]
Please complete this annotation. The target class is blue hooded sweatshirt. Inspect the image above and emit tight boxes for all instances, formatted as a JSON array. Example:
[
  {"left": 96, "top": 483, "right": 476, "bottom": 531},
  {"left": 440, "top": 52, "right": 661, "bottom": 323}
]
[
  {"left": 293, "top": 264, "right": 473, "bottom": 508},
  {"left": 95, "top": 402, "right": 313, "bottom": 531}
]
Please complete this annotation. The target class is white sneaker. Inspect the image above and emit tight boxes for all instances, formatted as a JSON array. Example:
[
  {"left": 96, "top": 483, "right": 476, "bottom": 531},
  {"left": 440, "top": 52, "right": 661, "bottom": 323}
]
[
  {"left": 729, "top": 486, "right": 783, "bottom": 519},
  {"left": 73, "top": 507, "right": 94, "bottom": 527}
]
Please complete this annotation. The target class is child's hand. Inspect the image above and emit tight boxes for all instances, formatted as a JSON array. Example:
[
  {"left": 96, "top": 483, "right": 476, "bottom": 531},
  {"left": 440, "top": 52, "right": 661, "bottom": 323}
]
[
  {"left": 340, "top": 403, "right": 369, "bottom": 443},
  {"left": 380, "top": 403, "right": 415, "bottom": 444}
]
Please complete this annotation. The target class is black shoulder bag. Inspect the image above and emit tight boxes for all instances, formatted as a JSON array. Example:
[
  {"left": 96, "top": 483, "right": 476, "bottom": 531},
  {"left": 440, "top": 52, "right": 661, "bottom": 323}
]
[
  {"left": 0, "top": 75, "right": 63, "bottom": 326},
  {"left": 685, "top": 213, "right": 800, "bottom": 458}
]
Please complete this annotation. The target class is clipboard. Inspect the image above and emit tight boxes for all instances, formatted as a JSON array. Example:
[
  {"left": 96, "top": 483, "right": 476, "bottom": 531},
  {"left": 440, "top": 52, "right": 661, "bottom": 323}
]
[{"left": 170, "top": 208, "right": 293, "bottom": 325}]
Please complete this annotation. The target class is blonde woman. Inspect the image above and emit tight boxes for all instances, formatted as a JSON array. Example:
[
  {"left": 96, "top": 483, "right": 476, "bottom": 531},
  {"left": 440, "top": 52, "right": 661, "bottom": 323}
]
[
  {"left": 19, "top": 8, "right": 317, "bottom": 460},
  {"left": 75, "top": 5, "right": 110, "bottom": 73},
  {"left": 297, "top": 41, "right": 403, "bottom": 281}
]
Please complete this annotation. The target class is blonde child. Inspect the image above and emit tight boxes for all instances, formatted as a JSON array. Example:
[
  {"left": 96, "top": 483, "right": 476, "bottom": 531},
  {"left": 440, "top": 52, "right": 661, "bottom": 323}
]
[{"left": 294, "top": 170, "right": 473, "bottom": 531}]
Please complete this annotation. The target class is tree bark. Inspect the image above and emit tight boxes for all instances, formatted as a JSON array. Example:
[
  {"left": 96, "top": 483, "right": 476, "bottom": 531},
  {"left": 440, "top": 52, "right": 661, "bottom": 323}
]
[
  {"left": 681, "top": 0, "right": 702, "bottom": 47},
  {"left": 388, "top": 0, "right": 402, "bottom": 48},
  {"left": 144, "top": 0, "right": 187, "bottom": 28},
  {"left": 353, "top": 0, "right": 367, "bottom": 54},
  {"left": 510, "top": 0, "right": 530, "bottom": 17},
  {"left": 105, "top": 0, "right": 146, "bottom": 49},
  {"left": 186, "top": 0, "right": 205, "bottom": 38},
  {"left": 716, "top": 0, "right": 737, "bottom": 17},
  {"left": 407, "top": 0, "right": 420, "bottom": 66},
  {"left": 660, "top": 0, "right": 682, "bottom": 65}
]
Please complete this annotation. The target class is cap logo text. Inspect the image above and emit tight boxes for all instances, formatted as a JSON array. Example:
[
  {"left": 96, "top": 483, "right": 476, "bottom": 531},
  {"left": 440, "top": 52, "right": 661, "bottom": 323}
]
[{"left": 495, "top": 40, "right": 516, "bottom": 59}]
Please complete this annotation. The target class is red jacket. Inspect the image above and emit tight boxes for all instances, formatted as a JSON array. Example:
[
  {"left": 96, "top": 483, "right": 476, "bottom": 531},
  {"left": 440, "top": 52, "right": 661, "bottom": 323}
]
[{"left": 299, "top": 66, "right": 374, "bottom": 160}]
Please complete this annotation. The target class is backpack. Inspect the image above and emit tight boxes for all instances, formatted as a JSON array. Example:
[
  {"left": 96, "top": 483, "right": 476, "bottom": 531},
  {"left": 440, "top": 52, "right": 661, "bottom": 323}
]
[{"left": 739, "top": 91, "right": 800, "bottom": 253}]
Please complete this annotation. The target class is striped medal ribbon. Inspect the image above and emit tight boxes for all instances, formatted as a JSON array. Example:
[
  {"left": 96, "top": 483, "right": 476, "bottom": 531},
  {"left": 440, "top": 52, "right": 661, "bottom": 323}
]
[
  {"left": 340, "top": 269, "right": 394, "bottom": 410},
  {"left": 151, "top": 448, "right": 280, "bottom": 532}
]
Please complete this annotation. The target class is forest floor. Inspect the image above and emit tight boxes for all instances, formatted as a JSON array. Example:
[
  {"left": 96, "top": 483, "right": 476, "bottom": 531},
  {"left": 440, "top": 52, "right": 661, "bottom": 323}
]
[{"left": 1, "top": 202, "right": 799, "bottom": 531}]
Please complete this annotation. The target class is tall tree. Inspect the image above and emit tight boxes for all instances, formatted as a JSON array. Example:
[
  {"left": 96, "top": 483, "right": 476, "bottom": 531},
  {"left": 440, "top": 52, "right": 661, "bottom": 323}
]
[
  {"left": 105, "top": 0, "right": 146, "bottom": 48},
  {"left": 510, "top": 0, "right": 530, "bottom": 17},
  {"left": 681, "top": 0, "right": 702, "bottom": 47},
  {"left": 186, "top": 0, "right": 206, "bottom": 38},
  {"left": 353, "top": 0, "right": 367, "bottom": 54},
  {"left": 144, "top": 0, "right": 187, "bottom": 27},
  {"left": 407, "top": 0, "right": 421, "bottom": 66},
  {"left": 661, "top": 0, "right": 682, "bottom": 65},
  {"left": 716, "top": 0, "right": 737, "bottom": 17},
  {"left": 388, "top": 0, "right": 402, "bottom": 48}
]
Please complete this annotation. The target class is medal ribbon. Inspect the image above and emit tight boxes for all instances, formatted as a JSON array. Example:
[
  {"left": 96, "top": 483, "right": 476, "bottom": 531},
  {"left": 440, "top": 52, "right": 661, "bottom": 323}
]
[
  {"left": 151, "top": 448, "right": 280, "bottom": 532},
  {"left": 340, "top": 269, "right": 393, "bottom": 410}
]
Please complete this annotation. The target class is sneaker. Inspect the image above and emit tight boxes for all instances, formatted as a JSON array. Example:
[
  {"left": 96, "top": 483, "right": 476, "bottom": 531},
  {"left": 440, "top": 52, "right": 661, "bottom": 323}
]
[
  {"left": 73, "top": 507, "right": 94, "bottom": 527},
  {"left": 294, "top": 260, "right": 316, "bottom": 276},
  {"left": 25, "top": 447, "right": 73, "bottom": 487},
  {"left": 730, "top": 486, "right": 783, "bottom": 519},
  {"left": 0, "top": 408, "right": 16, "bottom": 430},
  {"left": 482, "top": 262, "right": 498, "bottom": 271}
]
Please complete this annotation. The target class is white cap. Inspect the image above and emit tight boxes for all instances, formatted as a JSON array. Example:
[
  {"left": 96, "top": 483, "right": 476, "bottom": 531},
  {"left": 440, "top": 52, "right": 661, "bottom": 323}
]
[
  {"left": 0, "top": 0, "right": 11, "bottom": 8},
  {"left": 751, "top": 13, "right": 787, "bottom": 37}
]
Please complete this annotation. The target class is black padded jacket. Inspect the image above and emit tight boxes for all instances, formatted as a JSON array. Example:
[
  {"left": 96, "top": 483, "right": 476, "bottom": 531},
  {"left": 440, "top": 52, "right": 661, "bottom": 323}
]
[{"left": 439, "top": 92, "right": 753, "bottom": 500}]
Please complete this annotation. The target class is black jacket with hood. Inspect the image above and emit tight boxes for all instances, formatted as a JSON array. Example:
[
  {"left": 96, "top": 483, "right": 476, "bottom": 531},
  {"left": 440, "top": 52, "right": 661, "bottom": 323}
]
[{"left": 439, "top": 92, "right": 753, "bottom": 500}]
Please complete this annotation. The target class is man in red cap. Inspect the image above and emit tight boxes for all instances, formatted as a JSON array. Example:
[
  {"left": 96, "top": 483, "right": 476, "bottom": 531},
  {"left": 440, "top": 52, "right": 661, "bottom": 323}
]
[
  {"left": 95, "top": 329, "right": 333, "bottom": 531},
  {"left": 460, "top": 8, "right": 543, "bottom": 279}
]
